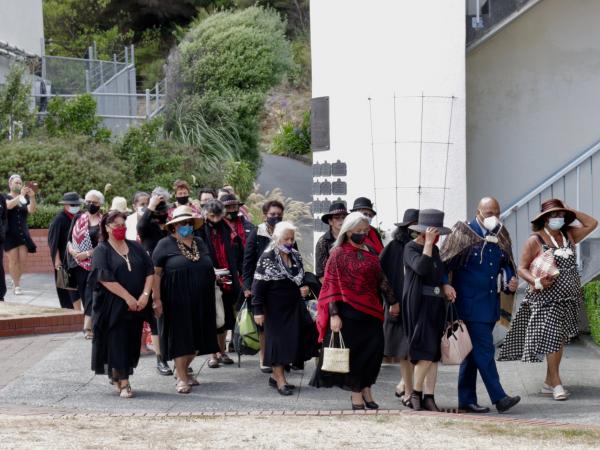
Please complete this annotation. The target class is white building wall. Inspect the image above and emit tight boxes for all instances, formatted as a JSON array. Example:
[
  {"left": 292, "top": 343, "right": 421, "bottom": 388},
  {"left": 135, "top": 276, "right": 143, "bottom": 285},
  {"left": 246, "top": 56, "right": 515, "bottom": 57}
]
[
  {"left": 0, "top": 0, "right": 44, "bottom": 55},
  {"left": 310, "top": 0, "right": 466, "bottom": 240},
  {"left": 467, "top": 0, "right": 600, "bottom": 215}
]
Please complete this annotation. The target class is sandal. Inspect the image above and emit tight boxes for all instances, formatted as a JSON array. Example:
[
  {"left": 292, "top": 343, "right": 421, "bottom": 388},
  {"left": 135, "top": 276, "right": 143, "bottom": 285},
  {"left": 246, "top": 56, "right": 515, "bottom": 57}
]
[
  {"left": 401, "top": 397, "right": 413, "bottom": 409},
  {"left": 176, "top": 380, "right": 191, "bottom": 394},
  {"left": 119, "top": 383, "right": 134, "bottom": 398},
  {"left": 218, "top": 354, "right": 234, "bottom": 365},
  {"left": 187, "top": 376, "right": 200, "bottom": 386},
  {"left": 208, "top": 357, "right": 220, "bottom": 369},
  {"left": 541, "top": 383, "right": 570, "bottom": 397},
  {"left": 552, "top": 384, "right": 569, "bottom": 401}
]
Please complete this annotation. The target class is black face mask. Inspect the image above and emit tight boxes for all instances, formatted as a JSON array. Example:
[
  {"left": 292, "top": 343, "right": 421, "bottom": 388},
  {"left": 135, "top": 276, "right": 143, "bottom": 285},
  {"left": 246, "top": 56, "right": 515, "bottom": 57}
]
[
  {"left": 86, "top": 203, "right": 100, "bottom": 215},
  {"left": 226, "top": 212, "right": 238, "bottom": 221},
  {"left": 350, "top": 232, "right": 367, "bottom": 245},
  {"left": 176, "top": 196, "right": 189, "bottom": 206},
  {"left": 267, "top": 216, "right": 282, "bottom": 227}
]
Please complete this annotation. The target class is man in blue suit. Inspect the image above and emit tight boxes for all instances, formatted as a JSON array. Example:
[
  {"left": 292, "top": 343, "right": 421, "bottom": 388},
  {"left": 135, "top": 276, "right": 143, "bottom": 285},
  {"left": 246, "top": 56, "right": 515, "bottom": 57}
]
[{"left": 441, "top": 197, "right": 521, "bottom": 413}]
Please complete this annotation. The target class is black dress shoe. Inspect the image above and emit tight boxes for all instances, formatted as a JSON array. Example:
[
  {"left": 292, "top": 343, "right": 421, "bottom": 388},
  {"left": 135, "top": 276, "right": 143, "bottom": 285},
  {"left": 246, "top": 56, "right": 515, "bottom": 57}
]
[
  {"left": 422, "top": 395, "right": 441, "bottom": 412},
  {"left": 260, "top": 365, "right": 273, "bottom": 374},
  {"left": 268, "top": 377, "right": 295, "bottom": 390},
  {"left": 495, "top": 395, "right": 521, "bottom": 413},
  {"left": 461, "top": 403, "right": 490, "bottom": 414},
  {"left": 362, "top": 395, "right": 379, "bottom": 410},
  {"left": 410, "top": 390, "right": 423, "bottom": 411},
  {"left": 352, "top": 403, "right": 365, "bottom": 410},
  {"left": 156, "top": 357, "right": 173, "bottom": 376},
  {"left": 277, "top": 385, "right": 294, "bottom": 396}
]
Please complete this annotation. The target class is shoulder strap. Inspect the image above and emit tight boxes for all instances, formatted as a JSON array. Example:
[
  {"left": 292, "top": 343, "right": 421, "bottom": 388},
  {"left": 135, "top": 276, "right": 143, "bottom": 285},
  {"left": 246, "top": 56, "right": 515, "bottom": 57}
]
[{"left": 532, "top": 233, "right": 546, "bottom": 248}]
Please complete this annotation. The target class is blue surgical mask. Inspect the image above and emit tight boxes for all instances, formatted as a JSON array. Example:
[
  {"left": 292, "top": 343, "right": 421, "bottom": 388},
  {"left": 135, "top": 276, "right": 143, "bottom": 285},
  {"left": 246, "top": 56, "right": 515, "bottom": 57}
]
[
  {"left": 68, "top": 206, "right": 80, "bottom": 214},
  {"left": 548, "top": 217, "right": 565, "bottom": 230},
  {"left": 278, "top": 244, "right": 293, "bottom": 253},
  {"left": 178, "top": 224, "right": 194, "bottom": 238}
]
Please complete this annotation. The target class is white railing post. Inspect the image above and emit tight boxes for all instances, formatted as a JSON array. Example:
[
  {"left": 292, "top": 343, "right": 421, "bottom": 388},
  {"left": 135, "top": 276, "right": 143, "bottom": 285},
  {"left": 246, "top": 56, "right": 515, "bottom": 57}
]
[
  {"left": 124, "top": 46, "right": 129, "bottom": 65},
  {"left": 130, "top": 44, "right": 135, "bottom": 65},
  {"left": 40, "top": 37, "right": 46, "bottom": 80},
  {"left": 85, "top": 70, "right": 90, "bottom": 92},
  {"left": 145, "top": 89, "right": 150, "bottom": 118}
]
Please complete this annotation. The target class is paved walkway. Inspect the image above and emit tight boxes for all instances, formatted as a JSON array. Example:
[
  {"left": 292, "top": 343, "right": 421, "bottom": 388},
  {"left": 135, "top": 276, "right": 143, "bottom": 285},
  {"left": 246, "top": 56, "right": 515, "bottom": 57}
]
[{"left": 2, "top": 274, "right": 600, "bottom": 426}]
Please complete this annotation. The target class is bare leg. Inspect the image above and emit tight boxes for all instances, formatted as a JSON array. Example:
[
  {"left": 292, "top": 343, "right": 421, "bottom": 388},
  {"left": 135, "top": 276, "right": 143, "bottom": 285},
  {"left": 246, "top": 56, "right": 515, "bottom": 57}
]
[
  {"left": 259, "top": 331, "right": 266, "bottom": 366},
  {"left": 217, "top": 332, "right": 226, "bottom": 355},
  {"left": 174, "top": 356, "right": 191, "bottom": 383},
  {"left": 413, "top": 360, "right": 433, "bottom": 391},
  {"left": 423, "top": 363, "right": 438, "bottom": 395},
  {"left": 72, "top": 300, "right": 82, "bottom": 311},
  {"left": 83, "top": 315, "right": 92, "bottom": 333},
  {"left": 272, "top": 365, "right": 287, "bottom": 388},
  {"left": 6, "top": 248, "right": 20, "bottom": 288},
  {"left": 399, "top": 359, "right": 414, "bottom": 398},
  {"left": 361, "top": 386, "right": 376, "bottom": 403},
  {"left": 351, "top": 391, "right": 364, "bottom": 406},
  {"left": 151, "top": 335, "right": 160, "bottom": 355},
  {"left": 545, "top": 346, "right": 564, "bottom": 387},
  {"left": 17, "top": 245, "right": 27, "bottom": 285}
]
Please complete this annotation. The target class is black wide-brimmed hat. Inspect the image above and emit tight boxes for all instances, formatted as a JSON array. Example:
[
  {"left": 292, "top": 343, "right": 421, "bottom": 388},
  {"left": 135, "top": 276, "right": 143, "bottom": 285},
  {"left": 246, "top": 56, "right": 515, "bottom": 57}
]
[
  {"left": 220, "top": 193, "right": 244, "bottom": 207},
  {"left": 321, "top": 202, "right": 349, "bottom": 224},
  {"left": 408, "top": 209, "right": 451, "bottom": 235},
  {"left": 350, "top": 197, "right": 376, "bottom": 215},
  {"left": 58, "top": 192, "right": 84, "bottom": 205},
  {"left": 395, "top": 208, "right": 419, "bottom": 227},
  {"left": 531, "top": 199, "right": 575, "bottom": 226}
]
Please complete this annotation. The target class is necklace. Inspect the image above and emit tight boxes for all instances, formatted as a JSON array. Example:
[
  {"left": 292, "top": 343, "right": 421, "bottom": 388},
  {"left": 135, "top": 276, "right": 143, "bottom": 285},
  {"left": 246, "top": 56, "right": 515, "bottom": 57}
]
[
  {"left": 110, "top": 242, "right": 132, "bottom": 271},
  {"left": 543, "top": 228, "right": 573, "bottom": 259},
  {"left": 177, "top": 238, "right": 200, "bottom": 261}
]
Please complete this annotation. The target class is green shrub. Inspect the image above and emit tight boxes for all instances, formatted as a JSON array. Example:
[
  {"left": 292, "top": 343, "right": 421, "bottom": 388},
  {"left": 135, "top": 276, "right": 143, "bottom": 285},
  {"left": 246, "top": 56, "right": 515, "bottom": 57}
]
[
  {"left": 270, "top": 110, "right": 310, "bottom": 156},
  {"left": 45, "top": 94, "right": 111, "bottom": 142},
  {"left": 0, "top": 135, "right": 131, "bottom": 204},
  {"left": 584, "top": 281, "right": 600, "bottom": 345},
  {"left": 0, "top": 63, "right": 35, "bottom": 140},
  {"left": 224, "top": 160, "right": 254, "bottom": 201},
  {"left": 28, "top": 204, "right": 62, "bottom": 229}
]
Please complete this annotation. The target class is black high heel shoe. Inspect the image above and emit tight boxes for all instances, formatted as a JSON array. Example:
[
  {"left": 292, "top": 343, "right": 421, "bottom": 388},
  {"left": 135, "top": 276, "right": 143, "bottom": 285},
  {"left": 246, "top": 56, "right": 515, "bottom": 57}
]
[
  {"left": 422, "top": 394, "right": 441, "bottom": 412},
  {"left": 351, "top": 397, "right": 365, "bottom": 411},
  {"left": 410, "top": 390, "right": 423, "bottom": 411},
  {"left": 362, "top": 395, "right": 379, "bottom": 410}
]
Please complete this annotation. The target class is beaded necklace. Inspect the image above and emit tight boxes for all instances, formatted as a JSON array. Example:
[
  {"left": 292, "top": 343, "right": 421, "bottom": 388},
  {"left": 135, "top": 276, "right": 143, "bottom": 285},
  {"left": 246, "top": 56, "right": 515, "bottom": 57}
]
[{"left": 177, "top": 238, "right": 200, "bottom": 261}]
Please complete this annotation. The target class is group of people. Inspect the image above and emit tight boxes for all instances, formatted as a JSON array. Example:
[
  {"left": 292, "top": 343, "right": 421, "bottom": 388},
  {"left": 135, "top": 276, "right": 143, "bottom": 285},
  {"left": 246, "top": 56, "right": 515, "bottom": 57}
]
[{"left": 1, "top": 173, "right": 596, "bottom": 411}]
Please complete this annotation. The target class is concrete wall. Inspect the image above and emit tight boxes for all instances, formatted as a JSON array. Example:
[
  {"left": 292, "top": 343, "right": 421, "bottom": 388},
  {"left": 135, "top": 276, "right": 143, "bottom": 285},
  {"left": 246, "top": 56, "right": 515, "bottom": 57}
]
[
  {"left": 310, "top": 0, "right": 466, "bottom": 240},
  {"left": 0, "top": 0, "right": 44, "bottom": 54},
  {"left": 467, "top": 0, "right": 600, "bottom": 215}
]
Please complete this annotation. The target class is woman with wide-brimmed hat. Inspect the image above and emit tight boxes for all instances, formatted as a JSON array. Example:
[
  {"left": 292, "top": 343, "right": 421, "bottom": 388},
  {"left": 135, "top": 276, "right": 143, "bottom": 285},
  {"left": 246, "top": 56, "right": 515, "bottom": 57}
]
[
  {"left": 315, "top": 202, "right": 349, "bottom": 283},
  {"left": 151, "top": 206, "right": 219, "bottom": 393},
  {"left": 499, "top": 199, "right": 597, "bottom": 401},
  {"left": 48, "top": 192, "right": 84, "bottom": 309},
  {"left": 402, "top": 209, "right": 454, "bottom": 411},
  {"left": 350, "top": 197, "right": 384, "bottom": 254}
]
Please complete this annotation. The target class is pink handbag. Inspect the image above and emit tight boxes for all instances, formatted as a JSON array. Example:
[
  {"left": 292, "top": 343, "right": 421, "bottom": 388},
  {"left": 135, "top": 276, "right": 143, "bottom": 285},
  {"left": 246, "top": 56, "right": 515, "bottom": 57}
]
[{"left": 441, "top": 303, "right": 473, "bottom": 365}]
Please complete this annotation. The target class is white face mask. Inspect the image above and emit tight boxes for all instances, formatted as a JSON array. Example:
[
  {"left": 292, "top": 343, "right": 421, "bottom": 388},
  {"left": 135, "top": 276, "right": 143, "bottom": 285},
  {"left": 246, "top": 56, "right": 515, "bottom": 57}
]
[
  {"left": 137, "top": 206, "right": 146, "bottom": 215},
  {"left": 68, "top": 206, "right": 80, "bottom": 214},
  {"left": 548, "top": 217, "right": 565, "bottom": 230},
  {"left": 482, "top": 215, "right": 500, "bottom": 232}
]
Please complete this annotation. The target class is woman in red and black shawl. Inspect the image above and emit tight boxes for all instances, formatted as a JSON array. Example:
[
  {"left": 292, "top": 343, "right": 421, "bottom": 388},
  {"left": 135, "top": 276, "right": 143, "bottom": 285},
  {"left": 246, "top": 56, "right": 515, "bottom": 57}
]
[{"left": 310, "top": 212, "right": 399, "bottom": 411}]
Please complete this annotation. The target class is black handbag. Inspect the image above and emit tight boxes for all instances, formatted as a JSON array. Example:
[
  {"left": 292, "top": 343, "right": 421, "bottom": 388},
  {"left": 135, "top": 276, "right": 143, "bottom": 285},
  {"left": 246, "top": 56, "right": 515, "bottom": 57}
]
[{"left": 56, "top": 265, "right": 74, "bottom": 290}]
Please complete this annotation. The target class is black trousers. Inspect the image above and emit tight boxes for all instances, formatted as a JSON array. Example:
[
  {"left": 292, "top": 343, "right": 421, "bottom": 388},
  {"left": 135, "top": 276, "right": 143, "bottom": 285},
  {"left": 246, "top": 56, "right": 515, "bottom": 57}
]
[{"left": 0, "top": 245, "right": 6, "bottom": 300}]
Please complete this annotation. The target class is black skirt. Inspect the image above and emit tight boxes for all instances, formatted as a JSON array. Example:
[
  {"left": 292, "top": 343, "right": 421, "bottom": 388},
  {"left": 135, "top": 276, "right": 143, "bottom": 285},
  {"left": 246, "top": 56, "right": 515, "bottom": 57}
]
[
  {"left": 383, "top": 306, "right": 409, "bottom": 359},
  {"left": 310, "top": 304, "right": 384, "bottom": 392}
]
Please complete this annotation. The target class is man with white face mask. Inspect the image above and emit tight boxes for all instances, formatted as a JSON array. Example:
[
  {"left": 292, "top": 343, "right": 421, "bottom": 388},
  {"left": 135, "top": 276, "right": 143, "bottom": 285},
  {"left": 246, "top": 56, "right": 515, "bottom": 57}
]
[{"left": 440, "top": 197, "right": 521, "bottom": 414}]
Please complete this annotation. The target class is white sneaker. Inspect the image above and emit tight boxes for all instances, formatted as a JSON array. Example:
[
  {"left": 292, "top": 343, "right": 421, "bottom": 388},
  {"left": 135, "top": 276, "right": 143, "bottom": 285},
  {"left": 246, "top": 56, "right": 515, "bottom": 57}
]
[
  {"left": 14, "top": 286, "right": 23, "bottom": 295},
  {"left": 541, "top": 383, "right": 570, "bottom": 397}
]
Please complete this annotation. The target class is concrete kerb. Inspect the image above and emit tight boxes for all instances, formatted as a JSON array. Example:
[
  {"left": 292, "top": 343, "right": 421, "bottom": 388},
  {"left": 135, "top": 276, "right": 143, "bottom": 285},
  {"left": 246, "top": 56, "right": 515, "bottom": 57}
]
[{"left": 0, "top": 408, "right": 596, "bottom": 431}]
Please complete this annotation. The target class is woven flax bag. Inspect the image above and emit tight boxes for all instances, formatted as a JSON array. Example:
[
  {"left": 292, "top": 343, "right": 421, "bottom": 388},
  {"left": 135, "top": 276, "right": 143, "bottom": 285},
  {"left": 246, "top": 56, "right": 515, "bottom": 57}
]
[{"left": 321, "top": 332, "right": 349, "bottom": 373}]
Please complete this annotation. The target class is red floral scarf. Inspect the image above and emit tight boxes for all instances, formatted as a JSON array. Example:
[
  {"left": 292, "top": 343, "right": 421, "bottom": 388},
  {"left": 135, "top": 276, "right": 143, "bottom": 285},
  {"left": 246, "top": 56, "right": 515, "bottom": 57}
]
[
  {"left": 225, "top": 217, "right": 247, "bottom": 247},
  {"left": 210, "top": 226, "right": 232, "bottom": 293},
  {"left": 316, "top": 242, "right": 384, "bottom": 342}
]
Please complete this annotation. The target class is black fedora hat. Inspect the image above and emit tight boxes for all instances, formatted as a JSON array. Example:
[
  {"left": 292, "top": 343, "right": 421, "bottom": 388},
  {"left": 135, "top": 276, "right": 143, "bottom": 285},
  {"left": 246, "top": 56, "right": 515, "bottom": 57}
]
[
  {"left": 321, "top": 202, "right": 349, "bottom": 224},
  {"left": 58, "top": 192, "right": 84, "bottom": 205},
  {"left": 350, "top": 197, "right": 376, "bottom": 215},
  {"left": 395, "top": 208, "right": 419, "bottom": 227},
  {"left": 408, "top": 209, "right": 451, "bottom": 235}
]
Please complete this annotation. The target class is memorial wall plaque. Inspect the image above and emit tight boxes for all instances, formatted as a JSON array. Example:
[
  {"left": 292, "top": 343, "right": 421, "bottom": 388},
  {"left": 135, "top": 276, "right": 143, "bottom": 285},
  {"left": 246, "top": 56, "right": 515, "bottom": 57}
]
[
  {"left": 311, "top": 97, "right": 330, "bottom": 151},
  {"left": 332, "top": 179, "right": 347, "bottom": 195},
  {"left": 331, "top": 160, "right": 347, "bottom": 176}
]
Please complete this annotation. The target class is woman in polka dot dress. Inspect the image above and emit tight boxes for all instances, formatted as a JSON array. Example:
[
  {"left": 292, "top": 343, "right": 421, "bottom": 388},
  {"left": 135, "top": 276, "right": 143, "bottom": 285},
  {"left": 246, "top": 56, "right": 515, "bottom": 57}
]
[{"left": 499, "top": 199, "right": 597, "bottom": 401}]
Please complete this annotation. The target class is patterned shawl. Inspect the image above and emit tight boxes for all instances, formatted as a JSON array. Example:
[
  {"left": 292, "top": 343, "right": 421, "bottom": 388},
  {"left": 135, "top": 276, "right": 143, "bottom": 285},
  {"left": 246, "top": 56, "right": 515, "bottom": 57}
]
[
  {"left": 440, "top": 220, "right": 515, "bottom": 270},
  {"left": 70, "top": 213, "right": 94, "bottom": 270},
  {"left": 316, "top": 242, "right": 384, "bottom": 342},
  {"left": 254, "top": 248, "right": 305, "bottom": 286}
]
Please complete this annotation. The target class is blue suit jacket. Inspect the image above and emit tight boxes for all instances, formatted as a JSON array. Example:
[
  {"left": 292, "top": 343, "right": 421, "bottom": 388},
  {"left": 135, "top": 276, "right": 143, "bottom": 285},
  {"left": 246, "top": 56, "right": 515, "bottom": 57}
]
[{"left": 448, "top": 219, "right": 515, "bottom": 323}]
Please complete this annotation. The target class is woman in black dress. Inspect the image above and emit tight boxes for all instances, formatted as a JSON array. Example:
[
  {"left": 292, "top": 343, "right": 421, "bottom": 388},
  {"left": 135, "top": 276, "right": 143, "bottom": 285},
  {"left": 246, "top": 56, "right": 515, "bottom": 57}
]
[
  {"left": 403, "top": 209, "right": 453, "bottom": 411},
  {"left": 4, "top": 174, "right": 37, "bottom": 295},
  {"left": 152, "top": 206, "right": 219, "bottom": 394},
  {"left": 311, "top": 212, "right": 399, "bottom": 410},
  {"left": 252, "top": 221, "right": 317, "bottom": 396},
  {"left": 67, "top": 190, "right": 104, "bottom": 339},
  {"left": 90, "top": 211, "right": 154, "bottom": 398},
  {"left": 380, "top": 208, "right": 418, "bottom": 406}
]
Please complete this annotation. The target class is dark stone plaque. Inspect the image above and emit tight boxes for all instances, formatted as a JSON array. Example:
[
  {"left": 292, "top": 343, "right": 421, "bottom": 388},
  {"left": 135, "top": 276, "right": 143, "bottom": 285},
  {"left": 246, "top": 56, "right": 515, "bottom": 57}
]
[
  {"left": 332, "top": 160, "right": 347, "bottom": 176},
  {"left": 311, "top": 97, "right": 330, "bottom": 151},
  {"left": 332, "top": 179, "right": 347, "bottom": 195}
]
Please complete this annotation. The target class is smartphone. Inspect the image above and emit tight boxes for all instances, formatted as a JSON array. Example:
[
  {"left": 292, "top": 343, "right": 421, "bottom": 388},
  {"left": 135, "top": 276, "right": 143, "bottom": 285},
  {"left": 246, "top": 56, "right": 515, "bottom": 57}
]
[{"left": 26, "top": 181, "right": 39, "bottom": 193}]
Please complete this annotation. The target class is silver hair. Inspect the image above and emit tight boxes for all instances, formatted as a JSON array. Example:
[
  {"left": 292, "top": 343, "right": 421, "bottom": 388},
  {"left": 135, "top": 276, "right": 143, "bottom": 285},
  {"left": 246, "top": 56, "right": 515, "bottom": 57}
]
[
  {"left": 333, "top": 212, "right": 369, "bottom": 248},
  {"left": 85, "top": 189, "right": 105, "bottom": 205},
  {"left": 266, "top": 221, "right": 297, "bottom": 252},
  {"left": 203, "top": 199, "right": 224, "bottom": 216},
  {"left": 8, "top": 174, "right": 21, "bottom": 189},
  {"left": 151, "top": 186, "right": 170, "bottom": 201},
  {"left": 132, "top": 191, "right": 149, "bottom": 204}
]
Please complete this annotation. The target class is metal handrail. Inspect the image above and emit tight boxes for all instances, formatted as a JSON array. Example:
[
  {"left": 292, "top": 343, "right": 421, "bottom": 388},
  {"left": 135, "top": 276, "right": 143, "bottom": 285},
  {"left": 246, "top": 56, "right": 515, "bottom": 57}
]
[{"left": 500, "top": 138, "right": 600, "bottom": 220}]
